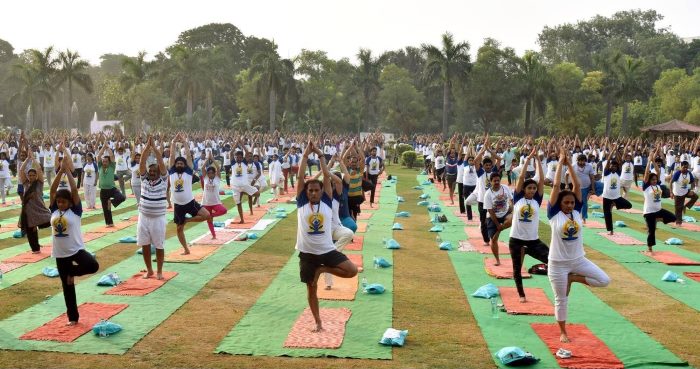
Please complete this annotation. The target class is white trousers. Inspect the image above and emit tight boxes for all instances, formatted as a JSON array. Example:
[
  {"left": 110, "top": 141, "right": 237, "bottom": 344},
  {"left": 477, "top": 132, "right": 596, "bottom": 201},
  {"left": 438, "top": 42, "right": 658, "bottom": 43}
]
[
  {"left": 548, "top": 257, "right": 610, "bottom": 321},
  {"left": 324, "top": 225, "right": 355, "bottom": 287},
  {"left": 84, "top": 184, "right": 97, "bottom": 208}
]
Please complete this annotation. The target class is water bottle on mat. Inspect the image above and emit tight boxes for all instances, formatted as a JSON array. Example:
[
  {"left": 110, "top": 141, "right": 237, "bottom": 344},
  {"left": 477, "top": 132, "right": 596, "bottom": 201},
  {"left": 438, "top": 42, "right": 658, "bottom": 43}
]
[
  {"left": 361, "top": 277, "right": 368, "bottom": 289},
  {"left": 490, "top": 297, "right": 499, "bottom": 319},
  {"left": 98, "top": 319, "right": 107, "bottom": 337}
]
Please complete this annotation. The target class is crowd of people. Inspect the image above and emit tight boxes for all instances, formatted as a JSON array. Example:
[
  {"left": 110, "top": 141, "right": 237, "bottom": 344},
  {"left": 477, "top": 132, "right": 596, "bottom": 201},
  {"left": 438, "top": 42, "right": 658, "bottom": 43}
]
[{"left": 0, "top": 128, "right": 694, "bottom": 341}]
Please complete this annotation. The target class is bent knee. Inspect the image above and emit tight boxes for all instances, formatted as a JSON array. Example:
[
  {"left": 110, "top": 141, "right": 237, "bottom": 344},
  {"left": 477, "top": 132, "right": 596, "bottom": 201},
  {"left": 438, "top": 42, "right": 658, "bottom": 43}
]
[{"left": 588, "top": 275, "right": 611, "bottom": 287}]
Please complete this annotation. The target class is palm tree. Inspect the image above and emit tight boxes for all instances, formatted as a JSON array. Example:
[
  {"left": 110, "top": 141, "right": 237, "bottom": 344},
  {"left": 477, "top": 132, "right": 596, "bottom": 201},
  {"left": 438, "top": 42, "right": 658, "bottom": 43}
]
[
  {"left": 249, "top": 50, "right": 295, "bottom": 132},
  {"left": 421, "top": 32, "right": 471, "bottom": 138},
  {"left": 120, "top": 51, "right": 149, "bottom": 92},
  {"left": 356, "top": 48, "right": 389, "bottom": 131},
  {"left": 56, "top": 49, "right": 93, "bottom": 130},
  {"left": 611, "top": 54, "right": 645, "bottom": 135},
  {"left": 8, "top": 63, "right": 53, "bottom": 131},
  {"left": 517, "top": 51, "right": 554, "bottom": 136},
  {"left": 28, "top": 47, "right": 59, "bottom": 130},
  {"left": 164, "top": 46, "right": 206, "bottom": 122}
]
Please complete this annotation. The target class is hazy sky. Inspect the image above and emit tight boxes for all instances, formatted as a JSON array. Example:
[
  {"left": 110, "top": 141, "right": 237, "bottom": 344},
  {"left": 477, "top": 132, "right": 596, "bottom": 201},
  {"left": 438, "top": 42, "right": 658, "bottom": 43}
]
[{"left": 1, "top": 0, "right": 698, "bottom": 65}]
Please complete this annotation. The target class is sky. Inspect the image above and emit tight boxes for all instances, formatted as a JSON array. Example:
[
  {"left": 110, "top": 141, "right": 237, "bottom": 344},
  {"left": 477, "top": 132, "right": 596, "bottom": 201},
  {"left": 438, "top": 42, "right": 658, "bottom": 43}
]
[{"left": 1, "top": 0, "right": 699, "bottom": 65}]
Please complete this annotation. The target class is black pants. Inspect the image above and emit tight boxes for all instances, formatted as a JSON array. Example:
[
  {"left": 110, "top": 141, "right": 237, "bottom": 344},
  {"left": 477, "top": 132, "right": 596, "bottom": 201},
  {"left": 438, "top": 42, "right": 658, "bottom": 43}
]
[
  {"left": 506, "top": 170, "right": 512, "bottom": 185},
  {"left": 56, "top": 249, "right": 99, "bottom": 322},
  {"left": 224, "top": 165, "right": 231, "bottom": 186},
  {"left": 464, "top": 185, "right": 476, "bottom": 220},
  {"left": 644, "top": 209, "right": 676, "bottom": 247},
  {"left": 508, "top": 238, "right": 549, "bottom": 297},
  {"left": 73, "top": 168, "right": 83, "bottom": 188},
  {"left": 674, "top": 192, "right": 699, "bottom": 222},
  {"left": 603, "top": 197, "right": 632, "bottom": 232},
  {"left": 99, "top": 187, "right": 125, "bottom": 226},
  {"left": 21, "top": 214, "right": 41, "bottom": 252},
  {"left": 368, "top": 174, "right": 379, "bottom": 204},
  {"left": 457, "top": 183, "right": 465, "bottom": 213},
  {"left": 478, "top": 202, "right": 489, "bottom": 243}
]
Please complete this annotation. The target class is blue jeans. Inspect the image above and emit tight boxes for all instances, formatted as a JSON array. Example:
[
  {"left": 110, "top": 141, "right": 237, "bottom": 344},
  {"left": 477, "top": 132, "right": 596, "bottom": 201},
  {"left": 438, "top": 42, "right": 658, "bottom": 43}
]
[{"left": 581, "top": 187, "right": 590, "bottom": 219}]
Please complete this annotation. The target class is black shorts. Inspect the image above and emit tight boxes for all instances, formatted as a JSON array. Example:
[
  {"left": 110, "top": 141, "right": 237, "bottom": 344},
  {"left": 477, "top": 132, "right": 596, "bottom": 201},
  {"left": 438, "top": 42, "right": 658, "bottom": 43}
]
[
  {"left": 436, "top": 168, "right": 445, "bottom": 177},
  {"left": 299, "top": 250, "right": 349, "bottom": 283},
  {"left": 173, "top": 199, "right": 202, "bottom": 225},
  {"left": 634, "top": 165, "right": 644, "bottom": 175},
  {"left": 446, "top": 173, "right": 457, "bottom": 185},
  {"left": 348, "top": 195, "right": 364, "bottom": 214},
  {"left": 486, "top": 215, "right": 509, "bottom": 239}
]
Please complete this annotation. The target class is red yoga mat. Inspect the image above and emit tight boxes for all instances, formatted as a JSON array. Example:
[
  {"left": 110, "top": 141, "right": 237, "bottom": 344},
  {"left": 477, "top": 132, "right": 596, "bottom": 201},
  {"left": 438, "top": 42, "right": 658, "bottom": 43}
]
[
  {"left": 598, "top": 232, "right": 644, "bottom": 245},
  {"left": 484, "top": 258, "right": 530, "bottom": 279},
  {"left": 356, "top": 212, "right": 373, "bottom": 220},
  {"left": 344, "top": 235, "right": 364, "bottom": 251},
  {"left": 105, "top": 271, "right": 178, "bottom": 296},
  {"left": 347, "top": 253, "right": 363, "bottom": 272},
  {"left": 583, "top": 220, "right": 606, "bottom": 229},
  {"left": 228, "top": 211, "right": 265, "bottom": 227},
  {"left": 283, "top": 308, "right": 352, "bottom": 349},
  {"left": 193, "top": 231, "right": 240, "bottom": 245},
  {"left": 642, "top": 251, "right": 700, "bottom": 265},
  {"left": 3, "top": 246, "right": 52, "bottom": 263},
  {"left": 683, "top": 272, "right": 700, "bottom": 282},
  {"left": 531, "top": 323, "right": 623, "bottom": 369},
  {"left": 20, "top": 303, "right": 129, "bottom": 342},
  {"left": 499, "top": 287, "right": 553, "bottom": 315},
  {"left": 0, "top": 262, "right": 26, "bottom": 273},
  {"left": 355, "top": 222, "right": 368, "bottom": 233}
]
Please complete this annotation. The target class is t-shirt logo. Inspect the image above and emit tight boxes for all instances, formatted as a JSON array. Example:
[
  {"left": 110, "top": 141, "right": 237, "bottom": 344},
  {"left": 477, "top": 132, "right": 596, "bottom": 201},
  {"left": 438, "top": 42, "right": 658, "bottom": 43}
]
[
  {"left": 561, "top": 218, "right": 579, "bottom": 241},
  {"left": 652, "top": 187, "right": 661, "bottom": 202},
  {"left": 681, "top": 178, "right": 689, "bottom": 189},
  {"left": 174, "top": 178, "right": 184, "bottom": 192},
  {"left": 494, "top": 194, "right": 507, "bottom": 213},
  {"left": 625, "top": 166, "right": 631, "bottom": 173},
  {"left": 371, "top": 161, "right": 378, "bottom": 170},
  {"left": 235, "top": 165, "right": 243, "bottom": 177},
  {"left": 53, "top": 216, "right": 68, "bottom": 238},
  {"left": 86, "top": 169, "right": 92, "bottom": 178},
  {"left": 247, "top": 165, "right": 253, "bottom": 174},
  {"left": 519, "top": 203, "right": 533, "bottom": 223},
  {"left": 0, "top": 163, "right": 3, "bottom": 170},
  {"left": 117, "top": 158, "right": 123, "bottom": 165},
  {"left": 610, "top": 178, "right": 618, "bottom": 190},
  {"left": 485, "top": 176, "right": 492, "bottom": 190},
  {"left": 307, "top": 213, "right": 325, "bottom": 235}
]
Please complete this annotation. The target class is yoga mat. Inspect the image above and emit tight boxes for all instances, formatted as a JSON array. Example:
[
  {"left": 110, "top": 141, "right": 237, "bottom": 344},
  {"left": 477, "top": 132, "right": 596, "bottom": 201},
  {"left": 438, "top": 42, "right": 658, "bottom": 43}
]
[
  {"left": 90, "top": 221, "right": 136, "bottom": 233},
  {"left": 250, "top": 219, "right": 277, "bottom": 231},
  {"left": 465, "top": 226, "right": 485, "bottom": 241},
  {"left": 598, "top": 232, "right": 644, "bottom": 245},
  {"left": 485, "top": 258, "right": 530, "bottom": 279},
  {"left": 347, "top": 253, "right": 363, "bottom": 272},
  {"left": 457, "top": 240, "right": 477, "bottom": 252},
  {"left": 678, "top": 223, "right": 700, "bottom": 232},
  {"left": 499, "top": 287, "right": 553, "bottom": 316},
  {"left": 229, "top": 210, "right": 266, "bottom": 225},
  {"left": 355, "top": 222, "right": 368, "bottom": 233},
  {"left": 620, "top": 208, "right": 643, "bottom": 214},
  {"left": 82, "top": 232, "right": 106, "bottom": 242},
  {"left": 345, "top": 236, "right": 364, "bottom": 251},
  {"left": 683, "top": 272, "right": 700, "bottom": 282},
  {"left": 418, "top": 174, "right": 687, "bottom": 368},
  {"left": 318, "top": 275, "right": 359, "bottom": 301},
  {"left": 283, "top": 308, "right": 352, "bottom": 349},
  {"left": 192, "top": 231, "right": 240, "bottom": 245},
  {"left": 165, "top": 245, "right": 220, "bottom": 263},
  {"left": 105, "top": 271, "right": 178, "bottom": 296},
  {"left": 642, "top": 251, "right": 700, "bottom": 266},
  {"left": 583, "top": 220, "right": 606, "bottom": 229},
  {"left": 0, "top": 262, "right": 25, "bottom": 273},
  {"left": 3, "top": 246, "right": 52, "bottom": 263},
  {"left": 531, "top": 323, "right": 624, "bottom": 369},
  {"left": 356, "top": 212, "right": 373, "bottom": 220},
  {"left": 216, "top": 179, "right": 397, "bottom": 359},
  {"left": 20, "top": 303, "right": 129, "bottom": 343}
]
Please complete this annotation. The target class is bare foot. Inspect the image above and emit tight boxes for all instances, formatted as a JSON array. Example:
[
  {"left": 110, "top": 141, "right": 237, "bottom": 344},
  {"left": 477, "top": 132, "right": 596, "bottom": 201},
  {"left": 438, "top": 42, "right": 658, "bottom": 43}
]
[
  {"left": 157, "top": 273, "right": 164, "bottom": 280},
  {"left": 180, "top": 249, "right": 191, "bottom": 255},
  {"left": 143, "top": 271, "right": 154, "bottom": 279},
  {"left": 560, "top": 333, "right": 570, "bottom": 343},
  {"left": 32, "top": 251, "right": 41, "bottom": 254},
  {"left": 325, "top": 285, "right": 332, "bottom": 290},
  {"left": 608, "top": 231, "right": 614, "bottom": 235},
  {"left": 106, "top": 224, "right": 115, "bottom": 228},
  {"left": 519, "top": 297, "right": 527, "bottom": 303},
  {"left": 494, "top": 260, "right": 501, "bottom": 266},
  {"left": 66, "top": 321, "right": 78, "bottom": 326},
  {"left": 238, "top": 220, "right": 245, "bottom": 224},
  {"left": 311, "top": 325, "right": 324, "bottom": 333},
  {"left": 211, "top": 235, "right": 217, "bottom": 240}
]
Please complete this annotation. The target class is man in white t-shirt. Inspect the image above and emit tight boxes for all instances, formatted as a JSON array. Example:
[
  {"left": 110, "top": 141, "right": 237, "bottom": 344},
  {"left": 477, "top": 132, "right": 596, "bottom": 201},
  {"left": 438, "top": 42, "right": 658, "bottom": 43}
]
[
  {"left": 483, "top": 171, "right": 513, "bottom": 265},
  {"left": 671, "top": 160, "right": 698, "bottom": 226},
  {"left": 137, "top": 137, "right": 168, "bottom": 279},
  {"left": 296, "top": 140, "right": 357, "bottom": 332}
]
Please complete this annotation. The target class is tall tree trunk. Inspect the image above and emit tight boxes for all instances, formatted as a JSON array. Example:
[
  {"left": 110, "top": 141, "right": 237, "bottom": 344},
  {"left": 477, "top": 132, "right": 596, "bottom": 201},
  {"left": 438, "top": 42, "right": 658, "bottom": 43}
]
[
  {"left": 442, "top": 80, "right": 450, "bottom": 139},
  {"left": 206, "top": 91, "right": 213, "bottom": 131},
  {"left": 621, "top": 102, "right": 629, "bottom": 136},
  {"left": 68, "top": 79, "right": 74, "bottom": 130},
  {"left": 186, "top": 88, "right": 193, "bottom": 122},
  {"left": 269, "top": 88, "right": 276, "bottom": 132},
  {"left": 605, "top": 99, "right": 613, "bottom": 138},
  {"left": 63, "top": 87, "right": 69, "bottom": 130},
  {"left": 524, "top": 99, "right": 532, "bottom": 134}
]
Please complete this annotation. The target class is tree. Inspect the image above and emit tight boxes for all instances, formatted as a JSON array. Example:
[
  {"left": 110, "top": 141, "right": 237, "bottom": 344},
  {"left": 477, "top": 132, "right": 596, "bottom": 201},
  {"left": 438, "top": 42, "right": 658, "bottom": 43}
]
[
  {"left": 119, "top": 51, "right": 149, "bottom": 92},
  {"left": 652, "top": 68, "right": 700, "bottom": 123},
  {"left": 8, "top": 63, "right": 53, "bottom": 131},
  {"left": 355, "top": 48, "right": 389, "bottom": 131},
  {"left": 421, "top": 32, "right": 471, "bottom": 138},
  {"left": 56, "top": 49, "right": 93, "bottom": 129},
  {"left": 377, "top": 64, "right": 426, "bottom": 134},
  {"left": 611, "top": 54, "right": 646, "bottom": 135},
  {"left": 26, "top": 47, "right": 59, "bottom": 130},
  {"left": 162, "top": 46, "right": 206, "bottom": 122},
  {"left": 516, "top": 51, "right": 553, "bottom": 136},
  {"left": 0, "top": 38, "right": 13, "bottom": 63},
  {"left": 249, "top": 50, "right": 295, "bottom": 132}
]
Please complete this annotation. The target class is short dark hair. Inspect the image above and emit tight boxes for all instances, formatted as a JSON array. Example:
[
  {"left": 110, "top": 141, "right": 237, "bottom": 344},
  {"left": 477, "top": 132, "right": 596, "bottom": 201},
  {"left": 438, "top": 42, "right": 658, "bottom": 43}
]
[
  {"left": 483, "top": 158, "right": 493, "bottom": 165},
  {"left": 682, "top": 161, "right": 689, "bottom": 167},
  {"left": 490, "top": 172, "right": 501, "bottom": 179},
  {"left": 523, "top": 179, "right": 537, "bottom": 188},
  {"left": 555, "top": 190, "right": 577, "bottom": 209},
  {"left": 54, "top": 189, "right": 72, "bottom": 203},
  {"left": 577, "top": 154, "right": 587, "bottom": 162},
  {"left": 304, "top": 179, "right": 323, "bottom": 190}
]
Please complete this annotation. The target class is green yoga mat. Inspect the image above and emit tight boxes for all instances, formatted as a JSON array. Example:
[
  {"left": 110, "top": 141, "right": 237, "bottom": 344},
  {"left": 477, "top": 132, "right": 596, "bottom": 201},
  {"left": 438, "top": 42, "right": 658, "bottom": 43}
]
[
  {"left": 0, "top": 192, "right": 289, "bottom": 354},
  {"left": 419, "top": 175, "right": 688, "bottom": 369},
  {"left": 215, "top": 182, "right": 399, "bottom": 359}
]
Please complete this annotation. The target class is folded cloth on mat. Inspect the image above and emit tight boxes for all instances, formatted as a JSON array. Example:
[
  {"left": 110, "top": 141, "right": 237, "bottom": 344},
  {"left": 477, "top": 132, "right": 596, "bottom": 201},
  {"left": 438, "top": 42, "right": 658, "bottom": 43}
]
[
  {"left": 283, "top": 308, "right": 352, "bottom": 349},
  {"left": 91, "top": 320, "right": 122, "bottom": 336},
  {"left": 661, "top": 270, "right": 680, "bottom": 282},
  {"left": 531, "top": 323, "right": 624, "bottom": 369},
  {"left": 614, "top": 220, "right": 626, "bottom": 227},
  {"left": 598, "top": 232, "right": 644, "bottom": 245},
  {"left": 472, "top": 283, "right": 499, "bottom": 298},
  {"left": 439, "top": 241, "right": 452, "bottom": 250},
  {"left": 364, "top": 283, "right": 385, "bottom": 294},
  {"left": 485, "top": 258, "right": 531, "bottom": 279},
  {"left": 642, "top": 251, "right": 700, "bottom": 265},
  {"left": 318, "top": 275, "right": 358, "bottom": 301},
  {"left": 664, "top": 237, "right": 683, "bottom": 245},
  {"left": 42, "top": 267, "right": 59, "bottom": 278},
  {"left": 373, "top": 256, "right": 392, "bottom": 268},
  {"left": 165, "top": 245, "right": 220, "bottom": 263},
  {"left": 499, "top": 287, "right": 553, "bottom": 315},
  {"left": 105, "top": 271, "right": 178, "bottom": 296},
  {"left": 4, "top": 246, "right": 52, "bottom": 263},
  {"left": 495, "top": 346, "right": 540, "bottom": 366},
  {"left": 392, "top": 222, "right": 403, "bottom": 230},
  {"left": 386, "top": 238, "right": 400, "bottom": 249},
  {"left": 396, "top": 211, "right": 411, "bottom": 217},
  {"left": 345, "top": 235, "right": 363, "bottom": 251},
  {"left": 20, "top": 303, "right": 129, "bottom": 342}
]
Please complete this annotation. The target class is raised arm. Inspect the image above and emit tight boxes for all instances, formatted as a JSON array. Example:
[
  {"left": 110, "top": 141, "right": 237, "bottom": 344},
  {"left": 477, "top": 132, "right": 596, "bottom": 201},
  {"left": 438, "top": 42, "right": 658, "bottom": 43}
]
[
  {"left": 296, "top": 141, "right": 311, "bottom": 198},
  {"left": 316, "top": 146, "right": 332, "bottom": 198},
  {"left": 49, "top": 163, "right": 64, "bottom": 205},
  {"left": 565, "top": 153, "right": 581, "bottom": 202},
  {"left": 550, "top": 147, "right": 567, "bottom": 205},
  {"left": 139, "top": 136, "right": 152, "bottom": 178}
]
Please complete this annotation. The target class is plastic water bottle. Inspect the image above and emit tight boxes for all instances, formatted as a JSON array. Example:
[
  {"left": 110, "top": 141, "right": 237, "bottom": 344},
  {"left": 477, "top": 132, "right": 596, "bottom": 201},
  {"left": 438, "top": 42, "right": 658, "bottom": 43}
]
[
  {"left": 98, "top": 319, "right": 107, "bottom": 338},
  {"left": 373, "top": 256, "right": 379, "bottom": 269},
  {"left": 436, "top": 234, "right": 442, "bottom": 243},
  {"left": 361, "top": 277, "right": 368, "bottom": 288},
  {"left": 490, "top": 297, "right": 499, "bottom": 319},
  {"left": 110, "top": 272, "right": 120, "bottom": 285},
  {"left": 676, "top": 278, "right": 686, "bottom": 285}
]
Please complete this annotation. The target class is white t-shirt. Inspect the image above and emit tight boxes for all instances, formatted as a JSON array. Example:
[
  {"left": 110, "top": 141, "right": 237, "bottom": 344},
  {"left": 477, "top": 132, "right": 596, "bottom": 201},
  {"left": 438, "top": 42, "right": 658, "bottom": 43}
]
[
  {"left": 462, "top": 164, "right": 477, "bottom": 186},
  {"left": 510, "top": 191, "right": 543, "bottom": 241},
  {"left": 366, "top": 156, "right": 382, "bottom": 175},
  {"left": 231, "top": 161, "right": 249, "bottom": 186},
  {"left": 50, "top": 202, "right": 84, "bottom": 258},
  {"left": 642, "top": 182, "right": 663, "bottom": 214},
  {"left": 434, "top": 155, "right": 446, "bottom": 170},
  {"left": 456, "top": 161, "right": 464, "bottom": 184},
  {"left": 115, "top": 153, "right": 129, "bottom": 171},
  {"left": 201, "top": 176, "right": 222, "bottom": 206},
  {"left": 0, "top": 160, "right": 10, "bottom": 179},
  {"left": 295, "top": 192, "right": 335, "bottom": 255},
  {"left": 83, "top": 163, "right": 97, "bottom": 185},
  {"left": 548, "top": 200, "right": 585, "bottom": 262},
  {"left": 71, "top": 153, "right": 83, "bottom": 169},
  {"left": 620, "top": 162, "right": 634, "bottom": 181},
  {"left": 169, "top": 167, "right": 194, "bottom": 205},
  {"left": 602, "top": 169, "right": 621, "bottom": 199},
  {"left": 130, "top": 162, "right": 141, "bottom": 186},
  {"left": 483, "top": 185, "right": 512, "bottom": 218},
  {"left": 43, "top": 149, "right": 55, "bottom": 168},
  {"left": 671, "top": 171, "right": 694, "bottom": 197}
]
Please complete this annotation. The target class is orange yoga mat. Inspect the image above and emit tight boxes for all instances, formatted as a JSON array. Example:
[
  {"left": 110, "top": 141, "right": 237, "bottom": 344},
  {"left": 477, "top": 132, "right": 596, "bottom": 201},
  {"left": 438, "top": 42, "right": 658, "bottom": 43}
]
[
  {"left": 461, "top": 239, "right": 509, "bottom": 254},
  {"left": 531, "top": 323, "right": 623, "bottom": 369},
  {"left": 642, "top": 251, "right": 700, "bottom": 265},
  {"left": 620, "top": 207, "right": 643, "bottom": 214},
  {"left": 165, "top": 245, "right": 220, "bottom": 263},
  {"left": 267, "top": 196, "right": 293, "bottom": 203},
  {"left": 356, "top": 212, "right": 373, "bottom": 220},
  {"left": 344, "top": 236, "right": 364, "bottom": 251},
  {"left": 193, "top": 231, "right": 240, "bottom": 245},
  {"left": 583, "top": 220, "right": 606, "bottom": 229},
  {"left": 20, "top": 303, "right": 129, "bottom": 342},
  {"left": 105, "top": 271, "right": 178, "bottom": 296},
  {"left": 465, "top": 226, "right": 484, "bottom": 240},
  {"left": 228, "top": 211, "right": 265, "bottom": 227},
  {"left": 461, "top": 218, "right": 481, "bottom": 227},
  {"left": 283, "top": 308, "right": 352, "bottom": 349},
  {"left": 0, "top": 262, "right": 26, "bottom": 273},
  {"left": 360, "top": 203, "right": 379, "bottom": 211},
  {"left": 4, "top": 246, "right": 52, "bottom": 263},
  {"left": 484, "top": 258, "right": 530, "bottom": 279},
  {"left": 317, "top": 275, "right": 358, "bottom": 301},
  {"left": 458, "top": 240, "right": 477, "bottom": 252},
  {"left": 90, "top": 221, "right": 135, "bottom": 233},
  {"left": 499, "top": 287, "right": 553, "bottom": 315},
  {"left": 0, "top": 226, "right": 18, "bottom": 235},
  {"left": 679, "top": 222, "right": 700, "bottom": 232},
  {"left": 598, "top": 232, "right": 644, "bottom": 245},
  {"left": 347, "top": 254, "right": 363, "bottom": 272},
  {"left": 355, "top": 222, "right": 368, "bottom": 233},
  {"left": 683, "top": 272, "right": 700, "bottom": 282}
]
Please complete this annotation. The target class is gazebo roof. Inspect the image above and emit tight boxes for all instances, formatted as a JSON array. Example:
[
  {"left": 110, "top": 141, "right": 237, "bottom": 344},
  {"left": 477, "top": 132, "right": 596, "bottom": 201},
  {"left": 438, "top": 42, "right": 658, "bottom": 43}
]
[{"left": 640, "top": 119, "right": 700, "bottom": 133}]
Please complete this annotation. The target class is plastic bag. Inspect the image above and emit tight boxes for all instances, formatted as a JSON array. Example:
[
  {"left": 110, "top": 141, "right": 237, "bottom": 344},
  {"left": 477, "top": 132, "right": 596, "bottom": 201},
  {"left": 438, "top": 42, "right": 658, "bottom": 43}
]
[
  {"left": 589, "top": 203, "right": 601, "bottom": 210},
  {"left": 682, "top": 215, "right": 696, "bottom": 223},
  {"left": 614, "top": 220, "right": 626, "bottom": 228},
  {"left": 386, "top": 239, "right": 400, "bottom": 249},
  {"left": 664, "top": 238, "right": 683, "bottom": 245},
  {"left": 428, "top": 204, "right": 442, "bottom": 212},
  {"left": 419, "top": 193, "right": 430, "bottom": 199},
  {"left": 591, "top": 211, "right": 604, "bottom": 218},
  {"left": 247, "top": 232, "right": 259, "bottom": 240},
  {"left": 662, "top": 270, "right": 680, "bottom": 282},
  {"left": 439, "top": 241, "right": 452, "bottom": 251},
  {"left": 364, "top": 283, "right": 385, "bottom": 294},
  {"left": 396, "top": 211, "right": 411, "bottom": 218},
  {"left": 119, "top": 236, "right": 137, "bottom": 243},
  {"left": 12, "top": 230, "right": 24, "bottom": 239},
  {"left": 275, "top": 213, "right": 287, "bottom": 218},
  {"left": 396, "top": 196, "right": 405, "bottom": 203},
  {"left": 495, "top": 346, "right": 540, "bottom": 366},
  {"left": 92, "top": 320, "right": 122, "bottom": 337},
  {"left": 373, "top": 257, "right": 392, "bottom": 268},
  {"left": 213, "top": 221, "right": 225, "bottom": 228},
  {"left": 42, "top": 267, "right": 59, "bottom": 278},
  {"left": 379, "top": 328, "right": 408, "bottom": 347},
  {"left": 472, "top": 283, "right": 499, "bottom": 299},
  {"left": 417, "top": 201, "right": 429, "bottom": 206},
  {"left": 97, "top": 273, "right": 121, "bottom": 287},
  {"left": 136, "top": 245, "right": 157, "bottom": 255},
  {"left": 392, "top": 223, "right": 403, "bottom": 230},
  {"left": 413, "top": 186, "right": 424, "bottom": 190},
  {"left": 430, "top": 225, "right": 443, "bottom": 232}
]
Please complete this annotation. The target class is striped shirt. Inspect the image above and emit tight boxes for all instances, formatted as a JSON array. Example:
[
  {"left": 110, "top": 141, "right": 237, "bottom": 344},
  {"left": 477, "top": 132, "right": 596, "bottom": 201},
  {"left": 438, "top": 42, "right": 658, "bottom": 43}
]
[{"left": 139, "top": 174, "right": 168, "bottom": 217}]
